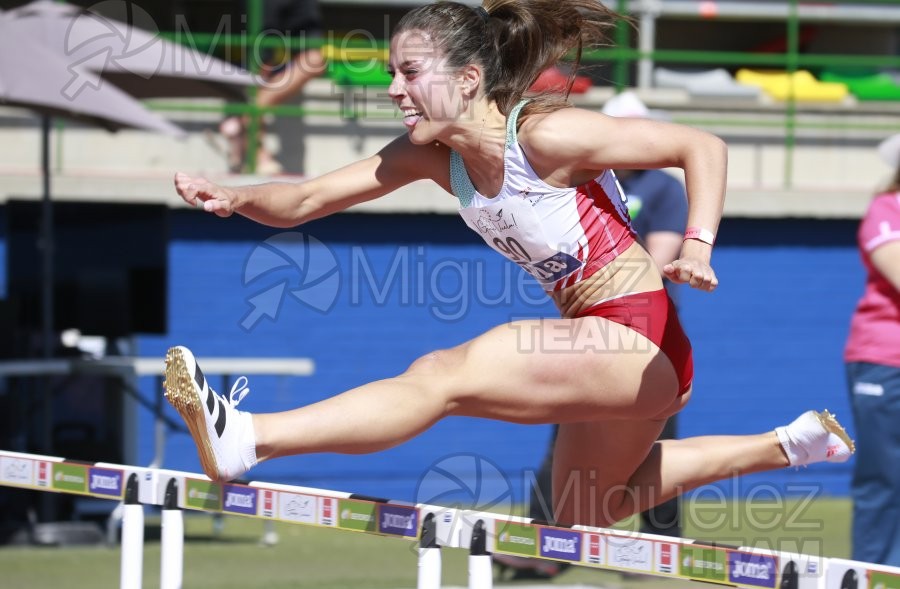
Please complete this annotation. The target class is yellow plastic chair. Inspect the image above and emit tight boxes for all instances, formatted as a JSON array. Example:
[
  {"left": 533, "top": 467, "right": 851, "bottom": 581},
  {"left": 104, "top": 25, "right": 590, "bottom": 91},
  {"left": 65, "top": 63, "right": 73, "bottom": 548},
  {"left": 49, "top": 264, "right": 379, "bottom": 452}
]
[{"left": 736, "top": 69, "right": 849, "bottom": 102}]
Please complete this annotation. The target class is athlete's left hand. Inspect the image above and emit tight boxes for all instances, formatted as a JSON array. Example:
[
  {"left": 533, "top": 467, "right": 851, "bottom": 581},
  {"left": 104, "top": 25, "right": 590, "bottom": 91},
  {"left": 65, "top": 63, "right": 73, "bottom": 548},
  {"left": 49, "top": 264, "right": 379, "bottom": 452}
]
[{"left": 664, "top": 257, "right": 718, "bottom": 292}]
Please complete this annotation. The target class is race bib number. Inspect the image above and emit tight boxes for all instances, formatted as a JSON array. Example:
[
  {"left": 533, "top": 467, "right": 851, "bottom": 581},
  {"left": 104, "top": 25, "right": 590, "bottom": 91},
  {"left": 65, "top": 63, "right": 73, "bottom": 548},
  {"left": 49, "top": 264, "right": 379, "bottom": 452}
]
[
  {"left": 490, "top": 236, "right": 581, "bottom": 282},
  {"left": 459, "top": 198, "right": 583, "bottom": 286}
]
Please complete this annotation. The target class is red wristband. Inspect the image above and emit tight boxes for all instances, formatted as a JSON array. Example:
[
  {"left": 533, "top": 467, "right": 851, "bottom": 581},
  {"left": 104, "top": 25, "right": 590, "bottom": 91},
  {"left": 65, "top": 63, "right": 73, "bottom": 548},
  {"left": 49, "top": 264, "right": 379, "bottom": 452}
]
[{"left": 684, "top": 226, "right": 716, "bottom": 245}]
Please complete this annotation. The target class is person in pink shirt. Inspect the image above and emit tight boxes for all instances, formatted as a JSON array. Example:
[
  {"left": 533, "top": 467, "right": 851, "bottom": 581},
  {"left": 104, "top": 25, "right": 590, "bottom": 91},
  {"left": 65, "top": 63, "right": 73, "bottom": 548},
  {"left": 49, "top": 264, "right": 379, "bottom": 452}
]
[{"left": 844, "top": 133, "right": 900, "bottom": 567}]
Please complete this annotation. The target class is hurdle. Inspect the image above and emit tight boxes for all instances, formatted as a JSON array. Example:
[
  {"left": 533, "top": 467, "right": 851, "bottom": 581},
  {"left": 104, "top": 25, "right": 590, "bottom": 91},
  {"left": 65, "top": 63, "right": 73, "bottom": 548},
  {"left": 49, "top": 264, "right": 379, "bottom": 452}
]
[{"left": 2, "top": 449, "right": 900, "bottom": 589}]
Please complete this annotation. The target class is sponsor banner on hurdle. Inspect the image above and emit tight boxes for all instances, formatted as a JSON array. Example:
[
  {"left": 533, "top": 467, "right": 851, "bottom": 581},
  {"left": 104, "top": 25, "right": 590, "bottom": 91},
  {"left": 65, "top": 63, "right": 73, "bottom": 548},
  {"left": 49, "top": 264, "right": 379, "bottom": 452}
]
[
  {"left": 248, "top": 480, "right": 348, "bottom": 529},
  {"left": 145, "top": 470, "right": 425, "bottom": 542},
  {"left": 338, "top": 498, "right": 377, "bottom": 532},
  {"left": 276, "top": 489, "right": 316, "bottom": 524},
  {"left": 870, "top": 568, "right": 900, "bottom": 589},
  {"left": 677, "top": 544, "right": 824, "bottom": 589},
  {"left": 0, "top": 452, "right": 53, "bottom": 488},
  {"left": 335, "top": 498, "right": 419, "bottom": 538},
  {"left": 490, "top": 520, "right": 689, "bottom": 582},
  {"left": 681, "top": 543, "right": 729, "bottom": 582},
  {"left": 222, "top": 483, "right": 256, "bottom": 515},
  {"left": 582, "top": 531, "right": 606, "bottom": 566},
  {"left": 184, "top": 478, "right": 223, "bottom": 511},
  {"left": 259, "top": 483, "right": 422, "bottom": 540},
  {"left": 88, "top": 467, "right": 127, "bottom": 497},
  {"left": 496, "top": 519, "right": 538, "bottom": 556},
  {"left": 319, "top": 496, "right": 338, "bottom": 526},
  {"left": 728, "top": 549, "right": 778, "bottom": 588},
  {"left": 539, "top": 526, "right": 581, "bottom": 562},
  {"left": 607, "top": 533, "right": 655, "bottom": 574},
  {"left": 378, "top": 503, "right": 418, "bottom": 538},
  {"left": 4, "top": 449, "right": 900, "bottom": 589},
  {"left": 681, "top": 544, "right": 790, "bottom": 588},
  {"left": 655, "top": 540, "right": 679, "bottom": 575},
  {"left": 0, "top": 452, "right": 143, "bottom": 501},
  {"left": 576, "top": 528, "right": 685, "bottom": 580}
]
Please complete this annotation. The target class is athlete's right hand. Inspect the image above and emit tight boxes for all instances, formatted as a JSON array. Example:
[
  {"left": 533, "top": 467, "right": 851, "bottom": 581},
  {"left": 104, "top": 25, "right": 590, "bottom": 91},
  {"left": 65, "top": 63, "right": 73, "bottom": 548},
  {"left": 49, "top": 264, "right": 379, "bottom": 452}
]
[{"left": 174, "top": 172, "right": 240, "bottom": 217}]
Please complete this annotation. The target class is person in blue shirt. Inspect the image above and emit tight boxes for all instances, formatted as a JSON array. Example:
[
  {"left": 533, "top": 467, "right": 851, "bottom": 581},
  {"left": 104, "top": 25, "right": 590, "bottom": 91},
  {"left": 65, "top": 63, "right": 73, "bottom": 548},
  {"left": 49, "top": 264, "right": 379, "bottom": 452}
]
[{"left": 615, "top": 165, "right": 688, "bottom": 537}]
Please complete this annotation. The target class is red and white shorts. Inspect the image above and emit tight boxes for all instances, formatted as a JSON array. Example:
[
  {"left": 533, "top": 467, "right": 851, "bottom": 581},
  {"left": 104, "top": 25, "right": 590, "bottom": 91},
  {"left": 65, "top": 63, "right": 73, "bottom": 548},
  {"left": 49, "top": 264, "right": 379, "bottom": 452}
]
[{"left": 576, "top": 289, "right": 694, "bottom": 396}]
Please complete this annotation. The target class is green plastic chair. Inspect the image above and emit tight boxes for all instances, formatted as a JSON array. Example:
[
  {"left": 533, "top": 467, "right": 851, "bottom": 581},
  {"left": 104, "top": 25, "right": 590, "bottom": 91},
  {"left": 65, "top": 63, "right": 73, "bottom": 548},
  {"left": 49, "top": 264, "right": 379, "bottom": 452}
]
[
  {"left": 327, "top": 61, "right": 392, "bottom": 87},
  {"left": 820, "top": 70, "right": 900, "bottom": 101}
]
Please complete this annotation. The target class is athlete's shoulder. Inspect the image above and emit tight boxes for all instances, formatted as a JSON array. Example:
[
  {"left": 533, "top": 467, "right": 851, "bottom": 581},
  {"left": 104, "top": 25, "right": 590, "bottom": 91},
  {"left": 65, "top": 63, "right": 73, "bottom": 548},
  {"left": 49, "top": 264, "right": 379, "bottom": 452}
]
[
  {"left": 518, "top": 107, "right": 608, "bottom": 159},
  {"left": 521, "top": 106, "right": 606, "bottom": 135}
]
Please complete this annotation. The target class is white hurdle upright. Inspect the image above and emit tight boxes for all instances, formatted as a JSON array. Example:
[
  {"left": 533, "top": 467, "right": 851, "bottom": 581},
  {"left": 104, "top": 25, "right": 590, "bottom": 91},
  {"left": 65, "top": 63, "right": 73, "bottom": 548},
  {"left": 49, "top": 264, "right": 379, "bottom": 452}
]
[
  {"left": 160, "top": 479, "right": 184, "bottom": 589},
  {"left": 3, "top": 449, "right": 900, "bottom": 589},
  {"left": 119, "top": 474, "right": 143, "bottom": 589},
  {"left": 417, "top": 512, "right": 442, "bottom": 589},
  {"left": 467, "top": 520, "right": 492, "bottom": 589}
]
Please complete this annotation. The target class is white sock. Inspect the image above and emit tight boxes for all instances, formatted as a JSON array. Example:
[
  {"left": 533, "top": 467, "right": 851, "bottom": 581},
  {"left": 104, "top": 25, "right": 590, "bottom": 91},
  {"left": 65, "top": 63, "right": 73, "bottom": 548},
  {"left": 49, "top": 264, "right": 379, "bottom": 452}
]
[
  {"left": 775, "top": 423, "right": 808, "bottom": 466},
  {"left": 774, "top": 410, "right": 854, "bottom": 467},
  {"left": 238, "top": 411, "right": 259, "bottom": 472}
]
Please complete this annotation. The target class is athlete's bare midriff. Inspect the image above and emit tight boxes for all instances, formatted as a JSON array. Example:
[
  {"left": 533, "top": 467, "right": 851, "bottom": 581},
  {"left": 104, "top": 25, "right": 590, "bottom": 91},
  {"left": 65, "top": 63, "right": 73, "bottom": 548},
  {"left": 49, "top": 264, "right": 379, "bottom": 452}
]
[{"left": 552, "top": 241, "right": 665, "bottom": 318}]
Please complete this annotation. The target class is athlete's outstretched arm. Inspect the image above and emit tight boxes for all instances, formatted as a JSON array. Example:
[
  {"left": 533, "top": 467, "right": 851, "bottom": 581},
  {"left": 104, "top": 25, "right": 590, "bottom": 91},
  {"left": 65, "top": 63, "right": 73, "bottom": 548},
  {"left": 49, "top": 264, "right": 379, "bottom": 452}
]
[{"left": 174, "top": 136, "right": 451, "bottom": 228}]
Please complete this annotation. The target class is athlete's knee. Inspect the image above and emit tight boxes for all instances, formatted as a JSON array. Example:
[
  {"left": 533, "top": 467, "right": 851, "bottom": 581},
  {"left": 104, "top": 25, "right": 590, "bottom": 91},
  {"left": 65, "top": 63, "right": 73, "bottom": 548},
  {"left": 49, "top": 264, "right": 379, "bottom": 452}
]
[
  {"left": 407, "top": 349, "right": 453, "bottom": 375},
  {"left": 402, "top": 349, "right": 465, "bottom": 398},
  {"left": 603, "top": 489, "right": 638, "bottom": 524}
]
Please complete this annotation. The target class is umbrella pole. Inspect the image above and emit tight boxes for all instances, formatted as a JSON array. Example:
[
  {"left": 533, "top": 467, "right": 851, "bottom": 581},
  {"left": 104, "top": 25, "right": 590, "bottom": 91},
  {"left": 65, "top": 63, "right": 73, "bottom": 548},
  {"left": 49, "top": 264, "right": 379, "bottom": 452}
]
[
  {"left": 40, "top": 114, "right": 54, "bottom": 359},
  {"left": 38, "top": 114, "right": 58, "bottom": 521}
]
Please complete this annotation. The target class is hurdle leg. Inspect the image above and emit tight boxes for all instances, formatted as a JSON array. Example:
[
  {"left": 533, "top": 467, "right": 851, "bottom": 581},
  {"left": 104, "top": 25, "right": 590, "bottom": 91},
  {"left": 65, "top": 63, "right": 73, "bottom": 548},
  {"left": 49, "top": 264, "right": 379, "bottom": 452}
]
[
  {"left": 260, "top": 520, "right": 279, "bottom": 546},
  {"left": 417, "top": 512, "right": 442, "bottom": 589},
  {"left": 107, "top": 502, "right": 125, "bottom": 546},
  {"left": 120, "top": 473, "right": 144, "bottom": 589},
  {"left": 467, "top": 520, "right": 492, "bottom": 589},
  {"left": 160, "top": 478, "right": 184, "bottom": 589}
]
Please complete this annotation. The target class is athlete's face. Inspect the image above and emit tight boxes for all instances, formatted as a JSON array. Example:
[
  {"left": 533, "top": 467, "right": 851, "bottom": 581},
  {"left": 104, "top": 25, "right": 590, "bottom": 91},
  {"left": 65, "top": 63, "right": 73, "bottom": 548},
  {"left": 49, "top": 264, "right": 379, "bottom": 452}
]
[{"left": 388, "top": 30, "right": 467, "bottom": 143}]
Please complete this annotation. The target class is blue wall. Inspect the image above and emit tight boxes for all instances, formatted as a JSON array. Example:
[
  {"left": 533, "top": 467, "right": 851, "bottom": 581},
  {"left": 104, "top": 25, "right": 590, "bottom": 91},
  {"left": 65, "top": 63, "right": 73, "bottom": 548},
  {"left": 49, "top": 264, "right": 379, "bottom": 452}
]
[{"left": 2, "top": 207, "right": 866, "bottom": 506}]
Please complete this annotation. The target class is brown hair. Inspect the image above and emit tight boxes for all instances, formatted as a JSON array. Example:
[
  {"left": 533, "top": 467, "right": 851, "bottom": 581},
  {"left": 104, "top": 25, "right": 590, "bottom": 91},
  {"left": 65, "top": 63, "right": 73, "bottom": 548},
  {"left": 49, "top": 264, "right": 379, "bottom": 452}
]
[{"left": 393, "top": 0, "right": 621, "bottom": 118}]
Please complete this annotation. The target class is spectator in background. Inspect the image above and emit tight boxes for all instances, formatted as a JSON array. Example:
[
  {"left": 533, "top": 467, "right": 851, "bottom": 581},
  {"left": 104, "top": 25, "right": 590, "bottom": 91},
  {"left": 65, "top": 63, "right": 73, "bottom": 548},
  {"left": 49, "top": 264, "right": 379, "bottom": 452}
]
[
  {"left": 220, "top": 0, "right": 327, "bottom": 174},
  {"left": 494, "top": 91, "right": 688, "bottom": 581},
  {"left": 844, "top": 133, "right": 900, "bottom": 568}
]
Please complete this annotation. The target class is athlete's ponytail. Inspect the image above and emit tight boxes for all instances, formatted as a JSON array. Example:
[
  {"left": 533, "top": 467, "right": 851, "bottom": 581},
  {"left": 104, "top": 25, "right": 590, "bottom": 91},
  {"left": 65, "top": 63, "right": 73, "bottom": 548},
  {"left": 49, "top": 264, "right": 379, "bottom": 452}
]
[{"left": 394, "top": 0, "right": 621, "bottom": 116}]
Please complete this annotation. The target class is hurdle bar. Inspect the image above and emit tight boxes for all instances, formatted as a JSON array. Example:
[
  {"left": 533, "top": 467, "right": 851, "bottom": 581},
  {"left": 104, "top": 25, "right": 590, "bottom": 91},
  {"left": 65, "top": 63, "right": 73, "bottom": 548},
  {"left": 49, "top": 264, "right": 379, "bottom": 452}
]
[{"left": 3, "top": 449, "right": 900, "bottom": 589}]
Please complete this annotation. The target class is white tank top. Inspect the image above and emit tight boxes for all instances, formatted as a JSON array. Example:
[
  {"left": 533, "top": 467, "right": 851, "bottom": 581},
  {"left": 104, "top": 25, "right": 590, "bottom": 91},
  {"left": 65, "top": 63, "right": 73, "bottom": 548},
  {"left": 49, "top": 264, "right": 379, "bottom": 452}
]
[{"left": 450, "top": 100, "right": 637, "bottom": 292}]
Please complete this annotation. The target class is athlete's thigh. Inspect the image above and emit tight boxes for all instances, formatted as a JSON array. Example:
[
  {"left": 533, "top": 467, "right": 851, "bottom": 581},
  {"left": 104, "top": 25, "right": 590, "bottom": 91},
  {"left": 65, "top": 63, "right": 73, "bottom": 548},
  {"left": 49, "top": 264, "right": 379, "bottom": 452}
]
[
  {"left": 448, "top": 316, "right": 679, "bottom": 423},
  {"left": 551, "top": 419, "right": 666, "bottom": 527}
]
